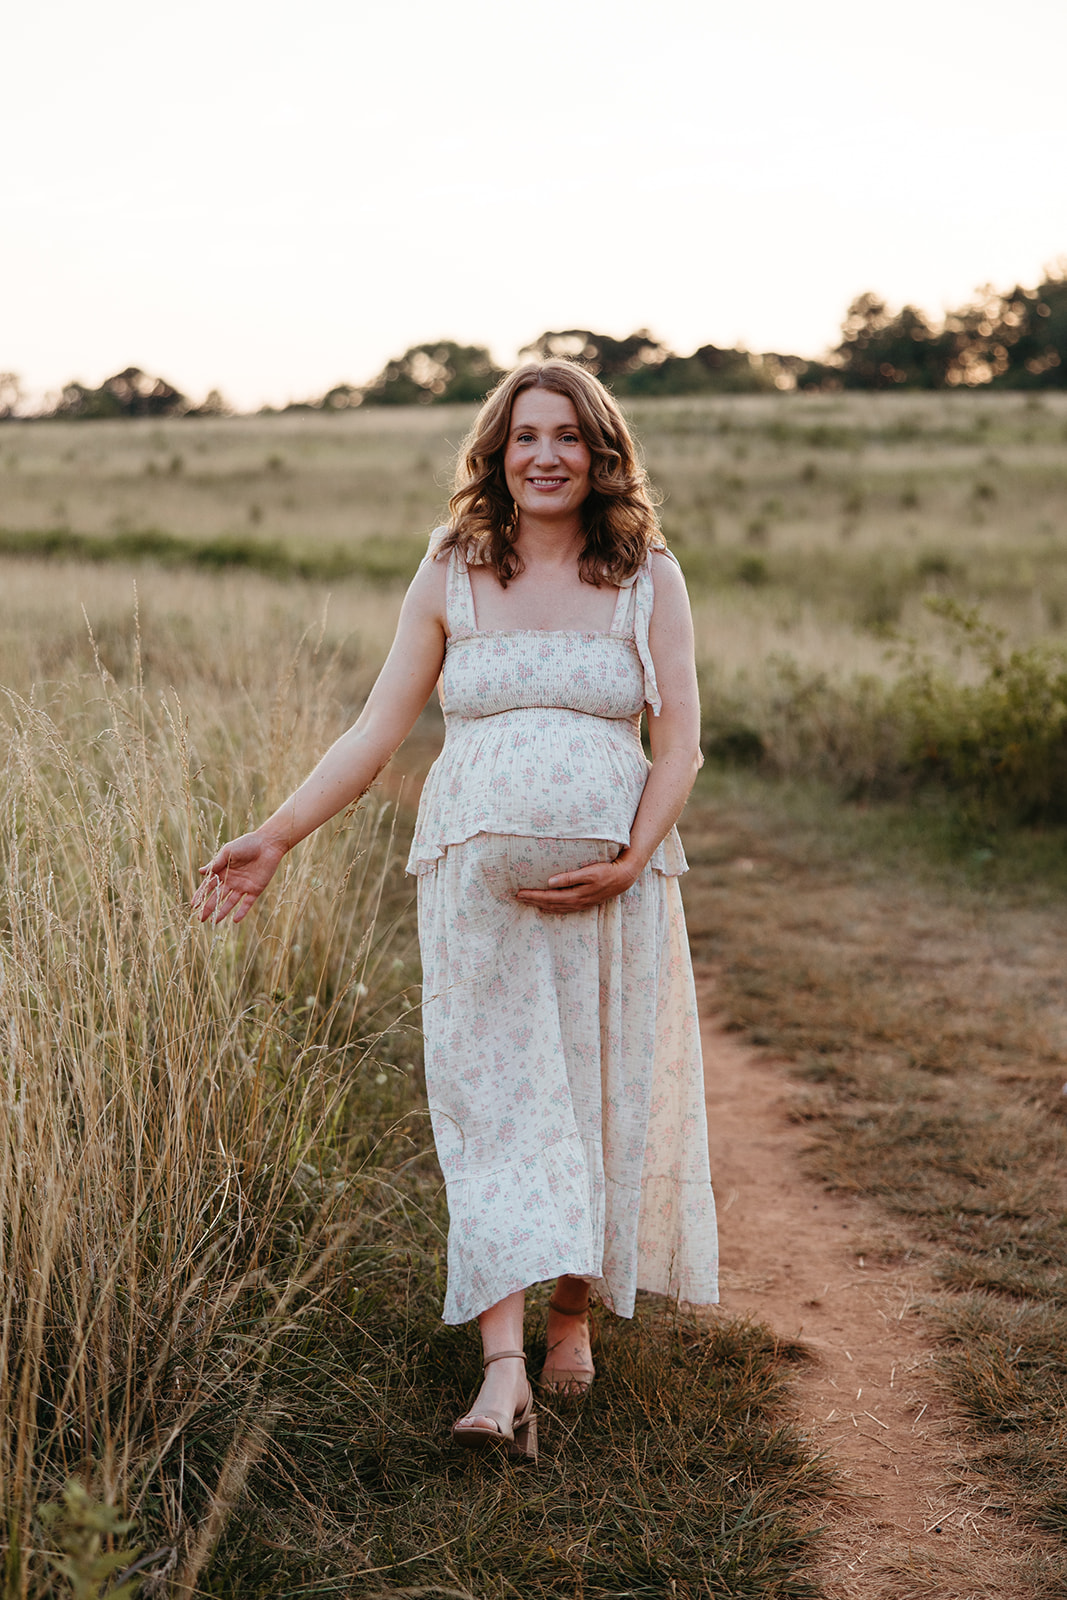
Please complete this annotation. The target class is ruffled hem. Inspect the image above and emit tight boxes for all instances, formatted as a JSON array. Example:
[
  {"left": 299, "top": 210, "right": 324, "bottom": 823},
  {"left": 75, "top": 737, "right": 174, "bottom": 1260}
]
[
  {"left": 439, "top": 1130, "right": 603, "bottom": 1324},
  {"left": 439, "top": 1159, "right": 716, "bottom": 1325}
]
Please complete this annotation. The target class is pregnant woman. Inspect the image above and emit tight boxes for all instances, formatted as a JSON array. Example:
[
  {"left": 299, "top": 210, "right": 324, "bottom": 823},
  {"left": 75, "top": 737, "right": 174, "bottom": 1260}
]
[{"left": 195, "top": 359, "right": 718, "bottom": 1461}]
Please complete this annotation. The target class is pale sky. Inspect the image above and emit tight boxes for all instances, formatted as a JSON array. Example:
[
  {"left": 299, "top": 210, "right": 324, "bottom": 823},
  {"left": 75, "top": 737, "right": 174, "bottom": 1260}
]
[{"left": 4, "top": 0, "right": 1066, "bottom": 410}]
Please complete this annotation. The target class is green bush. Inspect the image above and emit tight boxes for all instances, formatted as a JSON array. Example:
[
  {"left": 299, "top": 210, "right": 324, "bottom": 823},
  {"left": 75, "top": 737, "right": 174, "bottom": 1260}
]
[
  {"left": 701, "top": 601, "right": 1067, "bottom": 829},
  {"left": 891, "top": 600, "right": 1067, "bottom": 825},
  {"left": 700, "top": 657, "right": 905, "bottom": 798}
]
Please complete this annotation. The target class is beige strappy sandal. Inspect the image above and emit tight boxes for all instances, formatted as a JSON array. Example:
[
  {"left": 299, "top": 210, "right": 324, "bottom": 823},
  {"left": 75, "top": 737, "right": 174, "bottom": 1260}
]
[
  {"left": 539, "top": 1299, "right": 596, "bottom": 1400},
  {"left": 451, "top": 1350, "right": 538, "bottom": 1461}
]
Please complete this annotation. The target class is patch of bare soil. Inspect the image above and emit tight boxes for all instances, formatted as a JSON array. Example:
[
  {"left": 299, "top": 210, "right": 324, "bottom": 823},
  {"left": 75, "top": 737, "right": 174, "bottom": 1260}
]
[{"left": 698, "top": 992, "right": 1052, "bottom": 1599}]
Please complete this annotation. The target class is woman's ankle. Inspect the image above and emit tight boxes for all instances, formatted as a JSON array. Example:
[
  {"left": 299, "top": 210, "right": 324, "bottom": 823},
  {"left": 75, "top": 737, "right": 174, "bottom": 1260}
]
[
  {"left": 476, "top": 1288, "right": 526, "bottom": 1361},
  {"left": 550, "top": 1276, "right": 590, "bottom": 1315}
]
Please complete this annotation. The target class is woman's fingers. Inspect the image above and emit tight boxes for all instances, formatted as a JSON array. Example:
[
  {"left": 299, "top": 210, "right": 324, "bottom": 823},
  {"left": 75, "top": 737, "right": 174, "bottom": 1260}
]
[
  {"left": 193, "top": 864, "right": 249, "bottom": 923},
  {"left": 191, "top": 877, "right": 215, "bottom": 914},
  {"left": 192, "top": 831, "right": 283, "bottom": 923},
  {"left": 193, "top": 877, "right": 225, "bottom": 921},
  {"left": 515, "top": 860, "right": 633, "bottom": 913},
  {"left": 193, "top": 850, "right": 231, "bottom": 902},
  {"left": 518, "top": 890, "right": 606, "bottom": 913},
  {"left": 196, "top": 885, "right": 250, "bottom": 924}
]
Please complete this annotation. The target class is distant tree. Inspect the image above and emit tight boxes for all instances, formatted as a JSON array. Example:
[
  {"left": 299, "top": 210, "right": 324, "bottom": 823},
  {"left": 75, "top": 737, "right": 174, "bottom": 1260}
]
[
  {"left": 1006, "top": 272, "right": 1067, "bottom": 386},
  {"left": 830, "top": 294, "right": 954, "bottom": 389},
  {"left": 186, "top": 387, "right": 233, "bottom": 416},
  {"left": 52, "top": 381, "right": 111, "bottom": 419},
  {"left": 519, "top": 329, "right": 671, "bottom": 384},
  {"left": 625, "top": 342, "right": 781, "bottom": 396},
  {"left": 520, "top": 330, "right": 784, "bottom": 395},
  {"left": 320, "top": 383, "right": 363, "bottom": 410},
  {"left": 50, "top": 367, "right": 187, "bottom": 419},
  {"left": 0, "top": 373, "right": 22, "bottom": 419},
  {"left": 793, "top": 359, "right": 844, "bottom": 393},
  {"left": 279, "top": 382, "right": 364, "bottom": 414},
  {"left": 962, "top": 270, "right": 1067, "bottom": 389},
  {"left": 823, "top": 270, "right": 1067, "bottom": 391},
  {"left": 361, "top": 342, "right": 504, "bottom": 406}
]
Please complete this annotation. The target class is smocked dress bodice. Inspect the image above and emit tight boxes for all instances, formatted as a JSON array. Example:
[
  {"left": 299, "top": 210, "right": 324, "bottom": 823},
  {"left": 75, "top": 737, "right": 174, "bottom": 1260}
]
[{"left": 405, "top": 547, "right": 688, "bottom": 876}]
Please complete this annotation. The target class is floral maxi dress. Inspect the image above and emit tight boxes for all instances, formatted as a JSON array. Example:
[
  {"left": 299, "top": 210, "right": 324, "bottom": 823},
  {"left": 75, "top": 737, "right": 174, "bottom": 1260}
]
[{"left": 407, "top": 547, "right": 719, "bottom": 1325}]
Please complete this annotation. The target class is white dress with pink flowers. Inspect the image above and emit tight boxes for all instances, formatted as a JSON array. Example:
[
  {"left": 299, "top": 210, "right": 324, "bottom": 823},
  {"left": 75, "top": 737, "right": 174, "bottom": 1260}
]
[{"left": 408, "top": 546, "right": 718, "bottom": 1325}]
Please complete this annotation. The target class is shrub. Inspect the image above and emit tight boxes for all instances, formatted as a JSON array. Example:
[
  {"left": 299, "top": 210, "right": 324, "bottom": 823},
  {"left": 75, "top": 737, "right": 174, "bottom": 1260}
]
[
  {"left": 700, "top": 657, "right": 905, "bottom": 798},
  {"left": 891, "top": 600, "right": 1067, "bottom": 825},
  {"left": 701, "top": 601, "right": 1067, "bottom": 829},
  {"left": 735, "top": 554, "right": 769, "bottom": 586}
]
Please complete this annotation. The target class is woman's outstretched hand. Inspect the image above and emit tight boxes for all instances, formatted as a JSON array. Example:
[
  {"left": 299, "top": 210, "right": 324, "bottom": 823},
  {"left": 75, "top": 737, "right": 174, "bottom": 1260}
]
[
  {"left": 515, "top": 856, "right": 637, "bottom": 914},
  {"left": 193, "top": 831, "right": 287, "bottom": 925}
]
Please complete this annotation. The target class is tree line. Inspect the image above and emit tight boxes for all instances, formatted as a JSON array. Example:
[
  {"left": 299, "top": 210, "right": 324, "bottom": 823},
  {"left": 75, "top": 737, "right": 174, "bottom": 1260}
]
[{"left": 3, "top": 267, "right": 1064, "bottom": 420}]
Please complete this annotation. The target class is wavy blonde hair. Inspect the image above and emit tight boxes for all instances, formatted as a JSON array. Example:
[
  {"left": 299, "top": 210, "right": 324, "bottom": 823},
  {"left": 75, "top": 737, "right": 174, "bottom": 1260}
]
[{"left": 439, "top": 359, "right": 664, "bottom": 586}]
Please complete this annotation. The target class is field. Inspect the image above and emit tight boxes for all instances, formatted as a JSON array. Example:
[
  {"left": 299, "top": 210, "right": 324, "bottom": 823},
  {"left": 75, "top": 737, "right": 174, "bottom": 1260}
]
[
  {"left": 7, "top": 391, "right": 1067, "bottom": 815},
  {"left": 5, "top": 390, "right": 1067, "bottom": 654},
  {"left": 2, "top": 393, "right": 1067, "bottom": 1597}
]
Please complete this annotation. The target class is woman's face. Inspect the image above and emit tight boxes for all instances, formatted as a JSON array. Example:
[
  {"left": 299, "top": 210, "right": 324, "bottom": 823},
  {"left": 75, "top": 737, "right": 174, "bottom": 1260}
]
[{"left": 504, "top": 388, "right": 592, "bottom": 524}]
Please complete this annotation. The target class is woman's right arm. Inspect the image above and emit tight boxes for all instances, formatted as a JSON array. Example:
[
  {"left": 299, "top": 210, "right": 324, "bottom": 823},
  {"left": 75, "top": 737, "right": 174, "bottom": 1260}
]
[{"left": 194, "top": 556, "right": 448, "bottom": 925}]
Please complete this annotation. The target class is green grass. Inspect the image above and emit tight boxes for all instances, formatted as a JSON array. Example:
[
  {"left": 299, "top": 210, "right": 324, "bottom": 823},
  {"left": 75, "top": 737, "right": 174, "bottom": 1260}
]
[
  {"left": 0, "top": 525, "right": 428, "bottom": 584},
  {"left": 203, "top": 1259, "right": 826, "bottom": 1598}
]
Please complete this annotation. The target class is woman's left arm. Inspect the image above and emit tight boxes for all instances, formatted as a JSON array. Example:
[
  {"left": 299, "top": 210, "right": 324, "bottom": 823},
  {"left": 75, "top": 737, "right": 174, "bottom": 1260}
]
[{"left": 516, "top": 553, "right": 702, "bottom": 913}]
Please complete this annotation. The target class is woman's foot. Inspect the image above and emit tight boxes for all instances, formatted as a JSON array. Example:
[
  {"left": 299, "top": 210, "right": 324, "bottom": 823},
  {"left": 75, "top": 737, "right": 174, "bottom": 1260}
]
[
  {"left": 453, "top": 1291, "right": 538, "bottom": 1457},
  {"left": 540, "top": 1284, "right": 596, "bottom": 1399},
  {"left": 453, "top": 1353, "right": 531, "bottom": 1437}
]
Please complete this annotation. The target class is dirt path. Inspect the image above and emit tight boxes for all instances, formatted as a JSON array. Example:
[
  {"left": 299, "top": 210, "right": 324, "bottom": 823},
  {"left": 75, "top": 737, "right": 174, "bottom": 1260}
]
[{"left": 698, "top": 988, "right": 1051, "bottom": 1599}]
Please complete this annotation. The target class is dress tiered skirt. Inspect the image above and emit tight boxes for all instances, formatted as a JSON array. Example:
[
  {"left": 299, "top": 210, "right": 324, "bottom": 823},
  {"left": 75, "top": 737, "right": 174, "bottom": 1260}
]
[{"left": 418, "top": 833, "right": 719, "bottom": 1325}]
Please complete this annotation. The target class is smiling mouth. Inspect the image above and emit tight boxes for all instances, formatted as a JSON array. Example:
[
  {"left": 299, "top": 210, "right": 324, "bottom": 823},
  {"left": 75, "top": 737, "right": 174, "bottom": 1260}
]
[{"left": 528, "top": 477, "right": 567, "bottom": 488}]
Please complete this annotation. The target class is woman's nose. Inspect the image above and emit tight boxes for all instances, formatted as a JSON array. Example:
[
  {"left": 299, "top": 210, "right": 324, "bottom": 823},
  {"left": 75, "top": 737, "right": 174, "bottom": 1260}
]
[{"left": 534, "top": 434, "right": 559, "bottom": 465}]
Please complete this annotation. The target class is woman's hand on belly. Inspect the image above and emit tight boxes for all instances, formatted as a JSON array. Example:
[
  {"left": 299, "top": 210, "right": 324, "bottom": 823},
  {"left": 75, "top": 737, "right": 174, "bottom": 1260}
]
[{"left": 514, "top": 853, "right": 637, "bottom": 913}]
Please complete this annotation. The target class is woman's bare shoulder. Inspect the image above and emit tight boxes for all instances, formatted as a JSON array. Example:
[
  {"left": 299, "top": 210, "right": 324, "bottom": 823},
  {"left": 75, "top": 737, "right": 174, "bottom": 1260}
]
[
  {"left": 403, "top": 539, "right": 450, "bottom": 616},
  {"left": 648, "top": 547, "right": 690, "bottom": 601}
]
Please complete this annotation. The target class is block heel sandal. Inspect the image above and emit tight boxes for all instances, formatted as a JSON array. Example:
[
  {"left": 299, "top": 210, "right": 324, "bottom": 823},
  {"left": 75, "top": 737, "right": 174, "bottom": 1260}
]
[{"left": 452, "top": 1349, "right": 538, "bottom": 1462}]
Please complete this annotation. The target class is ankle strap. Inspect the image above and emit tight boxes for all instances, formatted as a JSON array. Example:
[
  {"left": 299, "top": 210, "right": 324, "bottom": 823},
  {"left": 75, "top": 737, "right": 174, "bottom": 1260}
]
[
  {"left": 548, "top": 1299, "right": 589, "bottom": 1315},
  {"left": 482, "top": 1349, "right": 526, "bottom": 1367}
]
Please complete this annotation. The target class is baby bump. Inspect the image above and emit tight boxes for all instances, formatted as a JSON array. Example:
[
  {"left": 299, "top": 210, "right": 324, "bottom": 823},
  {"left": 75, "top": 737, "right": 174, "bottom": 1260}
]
[
  {"left": 501, "top": 835, "right": 621, "bottom": 895},
  {"left": 426, "top": 834, "right": 622, "bottom": 924},
  {"left": 417, "top": 833, "right": 623, "bottom": 992}
]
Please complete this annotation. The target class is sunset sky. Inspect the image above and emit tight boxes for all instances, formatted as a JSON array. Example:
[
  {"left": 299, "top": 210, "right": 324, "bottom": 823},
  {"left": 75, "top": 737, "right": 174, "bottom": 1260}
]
[{"left": 5, "top": 0, "right": 1066, "bottom": 409}]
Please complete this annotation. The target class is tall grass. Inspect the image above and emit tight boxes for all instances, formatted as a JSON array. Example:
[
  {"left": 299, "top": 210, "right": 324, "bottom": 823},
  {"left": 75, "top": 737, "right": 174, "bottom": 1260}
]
[{"left": 0, "top": 608, "right": 421, "bottom": 1594}]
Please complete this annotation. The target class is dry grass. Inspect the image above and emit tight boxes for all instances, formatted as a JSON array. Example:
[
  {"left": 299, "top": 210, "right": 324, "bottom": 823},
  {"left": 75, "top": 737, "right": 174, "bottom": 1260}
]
[
  {"left": 0, "top": 409, "right": 460, "bottom": 552},
  {"left": 4, "top": 389, "right": 1067, "bottom": 646},
  {"left": 0, "top": 597, "right": 421, "bottom": 1593},
  {"left": 6, "top": 393, "right": 1067, "bottom": 819},
  {"left": 0, "top": 557, "right": 404, "bottom": 706}
]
